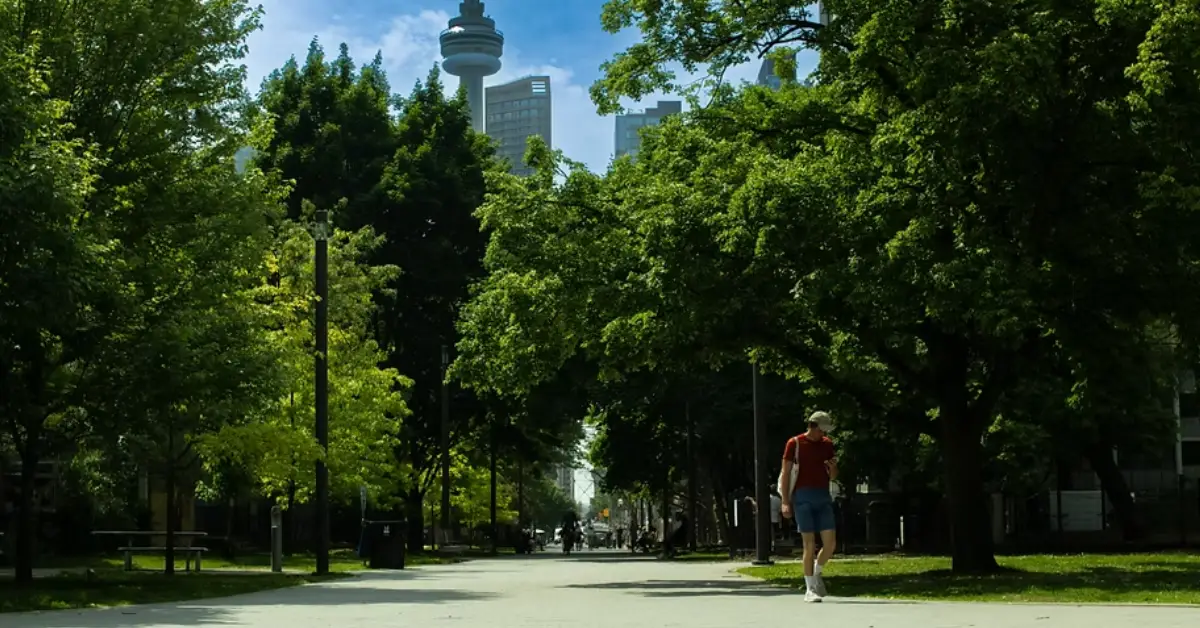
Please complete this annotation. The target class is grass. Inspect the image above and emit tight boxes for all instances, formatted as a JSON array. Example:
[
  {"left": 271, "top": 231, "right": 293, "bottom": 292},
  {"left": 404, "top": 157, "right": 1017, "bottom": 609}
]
[
  {"left": 668, "top": 550, "right": 737, "bottom": 562},
  {"left": 1, "top": 549, "right": 460, "bottom": 613},
  {"left": 0, "top": 571, "right": 349, "bottom": 614},
  {"left": 41, "top": 548, "right": 460, "bottom": 573},
  {"left": 740, "top": 552, "right": 1200, "bottom": 604}
]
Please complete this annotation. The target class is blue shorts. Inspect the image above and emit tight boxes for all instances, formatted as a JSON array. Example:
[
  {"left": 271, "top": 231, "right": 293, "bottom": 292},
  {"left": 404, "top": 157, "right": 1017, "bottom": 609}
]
[{"left": 793, "top": 488, "right": 836, "bottom": 534}]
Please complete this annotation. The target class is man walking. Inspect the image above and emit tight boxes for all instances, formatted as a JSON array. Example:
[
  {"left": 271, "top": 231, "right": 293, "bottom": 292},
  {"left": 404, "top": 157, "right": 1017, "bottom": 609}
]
[{"left": 780, "top": 411, "right": 839, "bottom": 602}]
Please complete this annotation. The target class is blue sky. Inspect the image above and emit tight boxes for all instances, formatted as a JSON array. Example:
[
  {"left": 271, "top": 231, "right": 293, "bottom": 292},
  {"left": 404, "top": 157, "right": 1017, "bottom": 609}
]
[{"left": 244, "top": 0, "right": 818, "bottom": 173}]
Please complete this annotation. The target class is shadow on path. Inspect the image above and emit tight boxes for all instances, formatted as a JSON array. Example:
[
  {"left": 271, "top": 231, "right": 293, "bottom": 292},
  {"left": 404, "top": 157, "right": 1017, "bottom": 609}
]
[{"left": 561, "top": 579, "right": 794, "bottom": 598}]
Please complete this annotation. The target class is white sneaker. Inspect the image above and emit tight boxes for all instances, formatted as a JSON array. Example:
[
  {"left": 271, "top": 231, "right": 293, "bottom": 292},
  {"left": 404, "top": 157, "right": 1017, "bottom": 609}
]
[
  {"left": 805, "top": 588, "right": 824, "bottom": 603},
  {"left": 814, "top": 575, "right": 828, "bottom": 597}
]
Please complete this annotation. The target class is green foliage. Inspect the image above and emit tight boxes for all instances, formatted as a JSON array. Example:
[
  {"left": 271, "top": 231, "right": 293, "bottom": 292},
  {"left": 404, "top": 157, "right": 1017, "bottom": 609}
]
[
  {"left": 0, "top": 40, "right": 110, "bottom": 466},
  {"left": 205, "top": 218, "right": 411, "bottom": 506},
  {"left": 457, "top": 0, "right": 1200, "bottom": 573},
  {"left": 0, "top": 0, "right": 272, "bottom": 581},
  {"left": 254, "top": 49, "right": 510, "bottom": 519}
]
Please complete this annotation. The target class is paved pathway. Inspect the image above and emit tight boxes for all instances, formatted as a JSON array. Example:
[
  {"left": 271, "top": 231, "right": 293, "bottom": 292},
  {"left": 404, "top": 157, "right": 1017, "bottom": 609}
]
[{"left": 5, "top": 552, "right": 1199, "bottom": 627}]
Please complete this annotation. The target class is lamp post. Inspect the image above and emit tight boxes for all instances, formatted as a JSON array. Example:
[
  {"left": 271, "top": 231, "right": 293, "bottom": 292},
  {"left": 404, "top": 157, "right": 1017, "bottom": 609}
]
[
  {"left": 489, "top": 412, "right": 499, "bottom": 555},
  {"left": 440, "top": 345, "right": 451, "bottom": 545},
  {"left": 314, "top": 209, "right": 330, "bottom": 575},
  {"left": 686, "top": 400, "right": 698, "bottom": 551},
  {"left": 752, "top": 361, "right": 773, "bottom": 565}
]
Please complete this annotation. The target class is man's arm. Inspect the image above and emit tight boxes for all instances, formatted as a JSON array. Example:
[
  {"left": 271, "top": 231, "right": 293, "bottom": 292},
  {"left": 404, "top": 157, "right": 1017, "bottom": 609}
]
[
  {"left": 825, "top": 443, "right": 839, "bottom": 482},
  {"left": 826, "top": 458, "right": 839, "bottom": 482}
]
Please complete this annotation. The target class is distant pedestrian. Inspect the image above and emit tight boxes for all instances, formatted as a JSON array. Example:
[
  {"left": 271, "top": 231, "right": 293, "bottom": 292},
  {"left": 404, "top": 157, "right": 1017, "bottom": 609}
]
[
  {"left": 779, "top": 411, "right": 839, "bottom": 602},
  {"left": 769, "top": 484, "right": 782, "bottom": 531}
]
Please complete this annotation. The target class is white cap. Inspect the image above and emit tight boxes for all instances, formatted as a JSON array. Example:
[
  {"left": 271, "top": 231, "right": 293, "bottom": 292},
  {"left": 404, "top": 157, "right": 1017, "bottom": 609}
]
[{"left": 807, "top": 411, "right": 833, "bottom": 432}]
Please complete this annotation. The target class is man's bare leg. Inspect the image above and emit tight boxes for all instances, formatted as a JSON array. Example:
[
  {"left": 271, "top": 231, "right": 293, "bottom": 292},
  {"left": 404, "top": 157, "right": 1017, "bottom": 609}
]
[
  {"left": 801, "top": 532, "right": 817, "bottom": 576},
  {"left": 812, "top": 528, "right": 836, "bottom": 596},
  {"left": 817, "top": 528, "right": 837, "bottom": 568}
]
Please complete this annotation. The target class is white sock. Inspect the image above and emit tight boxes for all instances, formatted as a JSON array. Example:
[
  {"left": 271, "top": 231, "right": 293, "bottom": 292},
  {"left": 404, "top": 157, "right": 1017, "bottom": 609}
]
[
  {"left": 815, "top": 563, "right": 823, "bottom": 576},
  {"left": 805, "top": 575, "right": 818, "bottom": 591}
]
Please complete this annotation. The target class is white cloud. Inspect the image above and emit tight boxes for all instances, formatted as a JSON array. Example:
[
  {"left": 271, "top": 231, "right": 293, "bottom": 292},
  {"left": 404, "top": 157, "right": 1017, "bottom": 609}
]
[{"left": 243, "top": 2, "right": 767, "bottom": 173}]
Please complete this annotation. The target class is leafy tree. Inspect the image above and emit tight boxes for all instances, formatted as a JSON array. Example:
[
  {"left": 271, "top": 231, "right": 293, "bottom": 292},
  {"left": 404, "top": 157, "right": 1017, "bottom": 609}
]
[
  {"left": 254, "top": 45, "right": 502, "bottom": 548},
  {"left": 1, "top": 0, "right": 272, "bottom": 578},
  {"left": 207, "top": 217, "right": 411, "bottom": 509},
  {"left": 253, "top": 40, "right": 395, "bottom": 223},
  {"left": 458, "top": 1, "right": 1200, "bottom": 573},
  {"left": 0, "top": 41, "right": 111, "bottom": 584},
  {"left": 357, "top": 67, "right": 498, "bottom": 548},
  {"left": 90, "top": 140, "right": 285, "bottom": 573}
]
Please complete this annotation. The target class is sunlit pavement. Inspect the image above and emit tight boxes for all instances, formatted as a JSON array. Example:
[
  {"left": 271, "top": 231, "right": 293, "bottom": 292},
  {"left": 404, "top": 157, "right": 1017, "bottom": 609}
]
[{"left": 6, "top": 551, "right": 1199, "bottom": 627}]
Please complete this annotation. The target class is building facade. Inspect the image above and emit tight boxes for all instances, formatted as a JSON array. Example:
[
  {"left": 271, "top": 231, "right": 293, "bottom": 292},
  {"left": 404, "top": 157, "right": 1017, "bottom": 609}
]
[
  {"left": 485, "top": 75, "right": 551, "bottom": 176},
  {"left": 614, "top": 100, "right": 682, "bottom": 160},
  {"left": 756, "top": 58, "right": 783, "bottom": 90},
  {"left": 552, "top": 464, "right": 575, "bottom": 501}
]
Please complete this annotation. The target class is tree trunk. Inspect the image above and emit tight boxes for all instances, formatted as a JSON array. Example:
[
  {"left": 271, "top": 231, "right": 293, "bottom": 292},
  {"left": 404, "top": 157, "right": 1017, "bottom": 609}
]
[
  {"left": 165, "top": 454, "right": 177, "bottom": 576},
  {"left": 1084, "top": 442, "right": 1144, "bottom": 541},
  {"left": 405, "top": 488, "right": 425, "bottom": 553},
  {"left": 283, "top": 482, "right": 297, "bottom": 555},
  {"left": 939, "top": 410, "right": 998, "bottom": 573},
  {"left": 517, "top": 463, "right": 525, "bottom": 527},
  {"left": 711, "top": 475, "right": 732, "bottom": 547},
  {"left": 660, "top": 482, "right": 671, "bottom": 556},
  {"left": 13, "top": 449, "right": 37, "bottom": 585},
  {"left": 685, "top": 403, "right": 698, "bottom": 551}
]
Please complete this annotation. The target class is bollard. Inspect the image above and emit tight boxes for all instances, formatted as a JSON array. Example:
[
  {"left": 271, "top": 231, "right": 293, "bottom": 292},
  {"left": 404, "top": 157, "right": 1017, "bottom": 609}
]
[{"left": 271, "top": 505, "right": 283, "bottom": 573}]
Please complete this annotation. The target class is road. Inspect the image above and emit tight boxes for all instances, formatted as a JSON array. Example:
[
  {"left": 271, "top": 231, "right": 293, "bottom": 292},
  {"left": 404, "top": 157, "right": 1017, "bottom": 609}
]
[{"left": 6, "top": 552, "right": 1199, "bottom": 627}]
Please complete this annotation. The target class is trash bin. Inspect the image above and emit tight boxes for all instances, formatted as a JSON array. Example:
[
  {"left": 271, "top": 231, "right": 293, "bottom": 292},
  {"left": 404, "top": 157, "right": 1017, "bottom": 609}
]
[{"left": 361, "top": 519, "right": 406, "bottom": 569}]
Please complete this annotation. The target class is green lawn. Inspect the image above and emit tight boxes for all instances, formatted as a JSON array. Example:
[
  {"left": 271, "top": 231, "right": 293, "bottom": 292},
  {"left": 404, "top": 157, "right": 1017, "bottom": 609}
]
[
  {"left": 668, "top": 551, "right": 737, "bottom": 562},
  {"left": 43, "top": 548, "right": 458, "bottom": 573},
  {"left": 740, "top": 552, "right": 1200, "bottom": 604},
  {"left": 1, "top": 549, "right": 460, "bottom": 613},
  {"left": 0, "top": 571, "right": 348, "bottom": 614}
]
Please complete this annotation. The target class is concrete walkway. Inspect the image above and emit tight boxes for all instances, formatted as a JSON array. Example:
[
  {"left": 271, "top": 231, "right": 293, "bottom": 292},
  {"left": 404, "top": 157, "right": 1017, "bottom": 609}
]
[{"left": 5, "top": 552, "right": 1199, "bottom": 627}]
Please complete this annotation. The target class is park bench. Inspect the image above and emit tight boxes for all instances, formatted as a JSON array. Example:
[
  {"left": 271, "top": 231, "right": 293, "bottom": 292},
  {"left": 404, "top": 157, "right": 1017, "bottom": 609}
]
[{"left": 92, "top": 530, "right": 209, "bottom": 572}]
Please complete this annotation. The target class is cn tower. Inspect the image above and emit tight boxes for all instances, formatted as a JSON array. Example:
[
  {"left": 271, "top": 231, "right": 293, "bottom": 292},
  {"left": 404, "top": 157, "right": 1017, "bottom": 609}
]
[{"left": 440, "top": 0, "right": 504, "bottom": 132}]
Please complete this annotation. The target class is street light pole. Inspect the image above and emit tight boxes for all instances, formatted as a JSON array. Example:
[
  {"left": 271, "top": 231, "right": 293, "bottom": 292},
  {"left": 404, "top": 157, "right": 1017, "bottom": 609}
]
[
  {"left": 440, "top": 345, "right": 452, "bottom": 544},
  {"left": 314, "top": 209, "right": 331, "bottom": 575},
  {"left": 686, "top": 400, "right": 698, "bottom": 552},
  {"left": 489, "top": 412, "right": 499, "bottom": 555},
  {"left": 752, "top": 361, "right": 773, "bottom": 565}
]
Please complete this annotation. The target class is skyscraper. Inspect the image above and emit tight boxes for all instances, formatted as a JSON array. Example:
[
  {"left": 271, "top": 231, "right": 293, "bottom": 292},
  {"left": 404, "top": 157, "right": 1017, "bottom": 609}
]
[
  {"left": 439, "top": 1, "right": 504, "bottom": 132},
  {"left": 553, "top": 464, "right": 575, "bottom": 500},
  {"left": 485, "top": 76, "right": 552, "bottom": 176},
  {"left": 756, "top": 58, "right": 783, "bottom": 90},
  {"left": 614, "top": 100, "right": 682, "bottom": 160}
]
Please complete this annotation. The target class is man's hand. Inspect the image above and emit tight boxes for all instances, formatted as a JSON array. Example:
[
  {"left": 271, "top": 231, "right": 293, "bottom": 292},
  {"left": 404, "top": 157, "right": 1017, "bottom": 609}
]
[
  {"left": 780, "top": 502, "right": 793, "bottom": 519},
  {"left": 825, "top": 459, "right": 838, "bottom": 480}
]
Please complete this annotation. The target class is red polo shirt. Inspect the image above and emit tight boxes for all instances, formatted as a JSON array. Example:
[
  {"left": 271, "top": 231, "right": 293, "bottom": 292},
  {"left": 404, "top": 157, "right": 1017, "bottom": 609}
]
[{"left": 783, "top": 435, "right": 835, "bottom": 490}]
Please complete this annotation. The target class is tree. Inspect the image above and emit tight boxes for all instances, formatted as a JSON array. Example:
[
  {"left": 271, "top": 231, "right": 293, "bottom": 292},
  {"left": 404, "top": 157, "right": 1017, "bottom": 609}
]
[
  {"left": 206, "top": 217, "right": 411, "bottom": 510},
  {"left": 253, "top": 40, "right": 395, "bottom": 223},
  {"left": 0, "top": 0, "right": 280, "bottom": 579},
  {"left": 459, "top": 1, "right": 1200, "bottom": 572},
  {"left": 598, "top": 0, "right": 1200, "bottom": 571},
  {"left": 255, "top": 47, "right": 501, "bottom": 548},
  {"left": 358, "top": 67, "right": 499, "bottom": 549},
  {"left": 91, "top": 141, "right": 286, "bottom": 573},
  {"left": 0, "top": 41, "right": 111, "bottom": 585}
]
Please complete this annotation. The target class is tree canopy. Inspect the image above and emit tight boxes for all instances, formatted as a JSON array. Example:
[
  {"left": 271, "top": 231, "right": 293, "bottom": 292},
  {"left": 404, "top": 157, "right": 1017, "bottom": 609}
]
[{"left": 454, "top": 0, "right": 1200, "bottom": 572}]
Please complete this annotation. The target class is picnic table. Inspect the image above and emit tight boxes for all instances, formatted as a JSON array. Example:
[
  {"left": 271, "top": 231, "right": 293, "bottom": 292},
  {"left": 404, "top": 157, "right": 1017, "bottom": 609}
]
[{"left": 91, "top": 530, "right": 208, "bottom": 572}]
